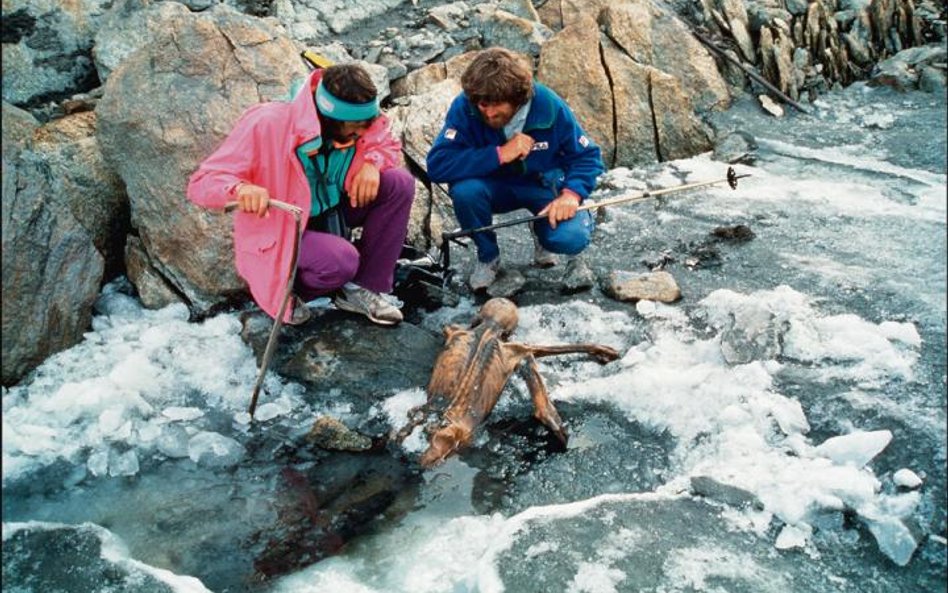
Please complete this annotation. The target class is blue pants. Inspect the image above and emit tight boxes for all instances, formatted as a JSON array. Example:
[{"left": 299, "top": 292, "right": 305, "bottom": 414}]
[{"left": 449, "top": 177, "right": 595, "bottom": 263}]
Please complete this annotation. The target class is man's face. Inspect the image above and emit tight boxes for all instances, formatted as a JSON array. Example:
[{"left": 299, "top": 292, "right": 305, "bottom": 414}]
[
  {"left": 477, "top": 100, "right": 517, "bottom": 129},
  {"left": 336, "top": 120, "right": 372, "bottom": 143}
]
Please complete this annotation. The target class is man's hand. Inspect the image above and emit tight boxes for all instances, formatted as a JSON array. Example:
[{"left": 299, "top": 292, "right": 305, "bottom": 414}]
[
  {"left": 349, "top": 162, "right": 380, "bottom": 208},
  {"left": 538, "top": 191, "right": 581, "bottom": 229},
  {"left": 498, "top": 132, "right": 535, "bottom": 164},
  {"left": 236, "top": 182, "right": 271, "bottom": 218}
]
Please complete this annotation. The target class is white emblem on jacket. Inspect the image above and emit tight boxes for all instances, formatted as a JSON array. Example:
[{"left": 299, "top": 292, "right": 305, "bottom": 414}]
[{"left": 445, "top": 128, "right": 457, "bottom": 140}]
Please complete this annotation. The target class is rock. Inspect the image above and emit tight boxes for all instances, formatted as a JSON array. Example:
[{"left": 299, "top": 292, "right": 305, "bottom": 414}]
[
  {"left": 713, "top": 130, "right": 758, "bottom": 164},
  {"left": 2, "top": 104, "right": 105, "bottom": 385},
  {"left": 603, "top": 270, "right": 682, "bottom": 303},
  {"left": 475, "top": 8, "right": 554, "bottom": 58},
  {"left": 538, "top": 17, "right": 615, "bottom": 166},
  {"left": 487, "top": 268, "right": 527, "bottom": 298},
  {"left": 650, "top": 69, "right": 714, "bottom": 161},
  {"left": 125, "top": 235, "right": 184, "bottom": 309},
  {"left": 239, "top": 309, "right": 442, "bottom": 408},
  {"left": 602, "top": 3, "right": 730, "bottom": 113},
  {"left": 2, "top": 523, "right": 206, "bottom": 592},
  {"left": 307, "top": 416, "right": 373, "bottom": 452},
  {"left": 814, "top": 430, "right": 893, "bottom": 467},
  {"left": 93, "top": 0, "right": 191, "bottom": 84},
  {"left": 710, "top": 224, "right": 756, "bottom": 241},
  {"left": 893, "top": 468, "right": 923, "bottom": 489},
  {"left": 601, "top": 44, "right": 659, "bottom": 166},
  {"left": 690, "top": 475, "right": 763, "bottom": 509},
  {"left": 1, "top": 0, "right": 109, "bottom": 108},
  {"left": 870, "top": 44, "right": 948, "bottom": 90},
  {"left": 31, "top": 111, "right": 130, "bottom": 279},
  {"left": 759, "top": 94, "right": 786, "bottom": 117},
  {"left": 498, "top": 0, "right": 541, "bottom": 22},
  {"left": 96, "top": 5, "right": 308, "bottom": 315},
  {"left": 918, "top": 65, "right": 947, "bottom": 92}
]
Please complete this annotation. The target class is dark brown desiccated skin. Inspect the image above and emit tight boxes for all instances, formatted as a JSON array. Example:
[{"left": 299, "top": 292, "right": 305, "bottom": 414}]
[{"left": 409, "top": 297, "right": 620, "bottom": 468}]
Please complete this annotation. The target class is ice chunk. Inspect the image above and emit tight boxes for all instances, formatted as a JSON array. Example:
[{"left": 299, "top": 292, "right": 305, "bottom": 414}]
[
  {"left": 87, "top": 449, "right": 109, "bottom": 477},
  {"left": 188, "top": 431, "right": 245, "bottom": 467},
  {"left": 814, "top": 430, "right": 892, "bottom": 467},
  {"left": 862, "top": 515, "right": 922, "bottom": 566},
  {"left": 156, "top": 424, "right": 191, "bottom": 458},
  {"left": 161, "top": 406, "right": 205, "bottom": 422},
  {"left": 255, "top": 400, "right": 291, "bottom": 422},
  {"left": 775, "top": 523, "right": 811, "bottom": 550},
  {"left": 93, "top": 291, "right": 143, "bottom": 319},
  {"left": 108, "top": 449, "right": 139, "bottom": 477},
  {"left": 893, "top": 468, "right": 922, "bottom": 489}
]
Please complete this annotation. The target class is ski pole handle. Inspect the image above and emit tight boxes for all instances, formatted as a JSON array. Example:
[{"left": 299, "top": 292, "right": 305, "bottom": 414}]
[{"left": 224, "top": 199, "right": 303, "bottom": 218}]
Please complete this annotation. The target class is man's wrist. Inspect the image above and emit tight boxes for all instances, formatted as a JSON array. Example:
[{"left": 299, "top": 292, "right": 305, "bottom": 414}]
[{"left": 560, "top": 188, "right": 581, "bottom": 205}]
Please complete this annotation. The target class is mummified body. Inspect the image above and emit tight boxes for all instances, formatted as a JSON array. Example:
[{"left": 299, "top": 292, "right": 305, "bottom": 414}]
[{"left": 400, "top": 298, "right": 620, "bottom": 467}]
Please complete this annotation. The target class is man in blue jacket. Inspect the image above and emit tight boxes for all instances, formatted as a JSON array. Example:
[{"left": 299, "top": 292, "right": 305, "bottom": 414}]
[{"left": 427, "top": 47, "right": 605, "bottom": 290}]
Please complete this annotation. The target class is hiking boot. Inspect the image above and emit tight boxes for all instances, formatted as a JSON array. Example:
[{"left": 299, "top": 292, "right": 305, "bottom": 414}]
[
  {"left": 286, "top": 296, "right": 312, "bottom": 326},
  {"left": 334, "top": 284, "right": 403, "bottom": 325},
  {"left": 469, "top": 257, "right": 500, "bottom": 291},
  {"left": 561, "top": 255, "right": 595, "bottom": 294},
  {"left": 531, "top": 224, "right": 557, "bottom": 268}
]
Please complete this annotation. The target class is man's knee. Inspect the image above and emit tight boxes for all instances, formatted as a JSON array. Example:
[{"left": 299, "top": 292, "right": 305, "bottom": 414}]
[
  {"left": 380, "top": 168, "right": 415, "bottom": 207},
  {"left": 300, "top": 236, "right": 359, "bottom": 284},
  {"left": 539, "top": 214, "right": 594, "bottom": 255},
  {"left": 449, "top": 178, "right": 490, "bottom": 209}
]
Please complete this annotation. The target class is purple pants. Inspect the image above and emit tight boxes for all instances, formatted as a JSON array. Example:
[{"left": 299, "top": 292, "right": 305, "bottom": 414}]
[{"left": 295, "top": 167, "right": 414, "bottom": 301}]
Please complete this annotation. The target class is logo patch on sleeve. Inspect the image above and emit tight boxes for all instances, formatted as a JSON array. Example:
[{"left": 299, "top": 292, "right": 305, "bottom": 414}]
[
  {"left": 578, "top": 135, "right": 589, "bottom": 147},
  {"left": 445, "top": 128, "right": 457, "bottom": 140}
]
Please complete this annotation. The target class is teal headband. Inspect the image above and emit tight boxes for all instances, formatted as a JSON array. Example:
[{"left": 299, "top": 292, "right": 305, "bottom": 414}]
[{"left": 314, "top": 80, "right": 379, "bottom": 121}]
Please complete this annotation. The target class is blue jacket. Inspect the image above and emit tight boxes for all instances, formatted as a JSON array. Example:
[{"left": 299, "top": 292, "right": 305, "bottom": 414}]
[{"left": 426, "top": 83, "right": 605, "bottom": 200}]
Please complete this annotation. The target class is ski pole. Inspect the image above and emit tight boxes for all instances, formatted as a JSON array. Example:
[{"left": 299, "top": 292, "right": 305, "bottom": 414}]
[
  {"left": 440, "top": 166, "right": 749, "bottom": 242},
  {"left": 224, "top": 199, "right": 304, "bottom": 418}
]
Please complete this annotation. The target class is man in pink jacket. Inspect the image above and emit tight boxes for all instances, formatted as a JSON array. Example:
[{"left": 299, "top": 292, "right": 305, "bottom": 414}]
[{"left": 188, "top": 64, "right": 414, "bottom": 325}]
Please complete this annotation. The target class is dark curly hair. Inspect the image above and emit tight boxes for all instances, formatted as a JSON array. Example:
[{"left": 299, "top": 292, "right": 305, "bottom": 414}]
[{"left": 461, "top": 48, "right": 534, "bottom": 107}]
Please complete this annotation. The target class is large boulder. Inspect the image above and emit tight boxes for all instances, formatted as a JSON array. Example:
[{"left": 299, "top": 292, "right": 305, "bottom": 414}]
[
  {"left": 92, "top": 0, "right": 192, "bottom": 84},
  {"left": 31, "top": 111, "right": 130, "bottom": 279},
  {"left": 240, "top": 309, "right": 443, "bottom": 411},
  {"left": 2, "top": 103, "right": 105, "bottom": 385},
  {"left": 1, "top": 0, "right": 112, "bottom": 108},
  {"left": 96, "top": 5, "right": 308, "bottom": 315},
  {"left": 537, "top": 16, "right": 615, "bottom": 165},
  {"left": 538, "top": 16, "right": 713, "bottom": 168},
  {"left": 602, "top": 2, "right": 732, "bottom": 112}
]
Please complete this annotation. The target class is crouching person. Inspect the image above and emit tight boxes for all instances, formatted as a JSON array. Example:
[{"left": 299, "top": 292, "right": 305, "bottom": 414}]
[
  {"left": 188, "top": 63, "right": 414, "bottom": 325},
  {"left": 426, "top": 47, "right": 604, "bottom": 291}
]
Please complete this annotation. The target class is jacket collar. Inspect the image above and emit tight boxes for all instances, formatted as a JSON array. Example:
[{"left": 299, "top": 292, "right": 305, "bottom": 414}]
[
  {"left": 523, "top": 83, "right": 556, "bottom": 131},
  {"left": 288, "top": 70, "right": 324, "bottom": 143}
]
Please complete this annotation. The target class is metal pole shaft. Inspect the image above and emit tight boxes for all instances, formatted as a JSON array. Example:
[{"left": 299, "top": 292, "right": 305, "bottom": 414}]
[
  {"left": 224, "top": 199, "right": 305, "bottom": 418},
  {"left": 441, "top": 170, "right": 749, "bottom": 241}
]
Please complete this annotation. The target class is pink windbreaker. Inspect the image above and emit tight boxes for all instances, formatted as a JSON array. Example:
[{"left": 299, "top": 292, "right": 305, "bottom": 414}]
[{"left": 187, "top": 69, "right": 403, "bottom": 321}]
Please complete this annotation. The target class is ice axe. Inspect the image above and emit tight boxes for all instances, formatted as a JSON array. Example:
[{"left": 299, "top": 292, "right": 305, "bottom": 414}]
[
  {"left": 224, "top": 199, "right": 304, "bottom": 418},
  {"left": 438, "top": 166, "right": 750, "bottom": 270}
]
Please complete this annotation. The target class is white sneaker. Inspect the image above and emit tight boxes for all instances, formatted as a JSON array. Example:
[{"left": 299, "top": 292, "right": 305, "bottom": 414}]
[
  {"left": 334, "top": 284, "right": 403, "bottom": 325},
  {"left": 531, "top": 224, "right": 557, "bottom": 268},
  {"left": 469, "top": 257, "right": 500, "bottom": 291}
]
